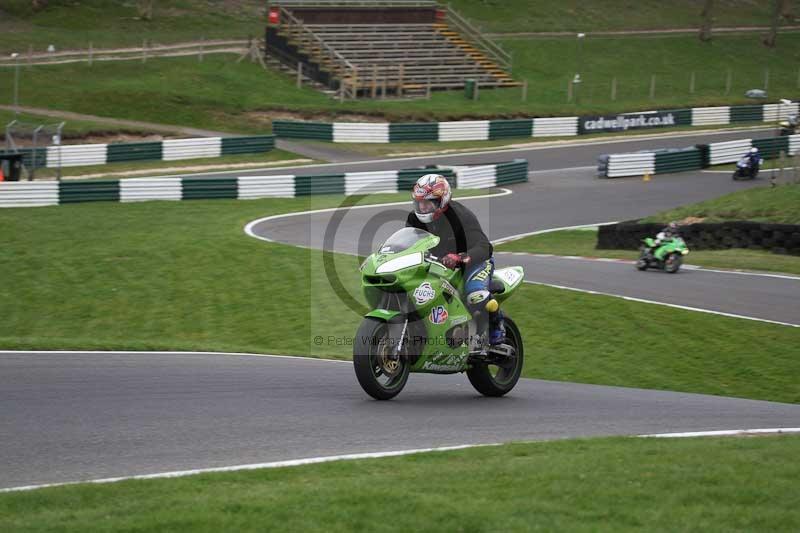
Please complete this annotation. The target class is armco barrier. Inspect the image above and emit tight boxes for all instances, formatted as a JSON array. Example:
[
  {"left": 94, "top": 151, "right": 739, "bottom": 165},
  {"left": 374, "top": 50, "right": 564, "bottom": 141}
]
[
  {"left": 598, "top": 220, "right": 800, "bottom": 255},
  {"left": 270, "top": 101, "right": 798, "bottom": 144},
  {"left": 599, "top": 134, "right": 800, "bottom": 178},
  {"left": 0, "top": 135, "right": 275, "bottom": 170},
  {"left": 0, "top": 160, "right": 527, "bottom": 208}
]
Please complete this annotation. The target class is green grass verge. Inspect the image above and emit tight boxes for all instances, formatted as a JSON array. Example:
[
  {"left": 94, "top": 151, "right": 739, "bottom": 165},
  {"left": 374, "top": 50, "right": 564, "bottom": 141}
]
[
  {"left": 1, "top": 195, "right": 798, "bottom": 403},
  {"left": 1, "top": 34, "right": 800, "bottom": 131},
  {"left": 497, "top": 228, "right": 800, "bottom": 276},
  {"left": 2, "top": 435, "right": 799, "bottom": 531},
  {"left": 641, "top": 183, "right": 800, "bottom": 223}
]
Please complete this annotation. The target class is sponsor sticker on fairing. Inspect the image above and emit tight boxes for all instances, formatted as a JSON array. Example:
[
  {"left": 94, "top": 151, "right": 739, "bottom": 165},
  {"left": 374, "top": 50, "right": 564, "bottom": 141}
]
[
  {"left": 500, "top": 268, "right": 521, "bottom": 286},
  {"left": 413, "top": 282, "right": 436, "bottom": 304},
  {"left": 429, "top": 305, "right": 449, "bottom": 324}
]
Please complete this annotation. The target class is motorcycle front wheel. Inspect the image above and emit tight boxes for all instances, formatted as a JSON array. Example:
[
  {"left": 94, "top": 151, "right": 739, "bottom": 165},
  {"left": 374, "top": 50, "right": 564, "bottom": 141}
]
[
  {"left": 467, "top": 316, "right": 524, "bottom": 397},
  {"left": 353, "top": 318, "right": 410, "bottom": 400},
  {"left": 665, "top": 253, "right": 683, "bottom": 273}
]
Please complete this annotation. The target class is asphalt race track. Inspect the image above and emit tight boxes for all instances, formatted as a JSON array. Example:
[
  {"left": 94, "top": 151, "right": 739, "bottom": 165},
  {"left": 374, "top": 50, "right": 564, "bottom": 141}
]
[
  {"left": 2, "top": 129, "right": 799, "bottom": 490},
  {"left": 2, "top": 351, "right": 799, "bottom": 489}
]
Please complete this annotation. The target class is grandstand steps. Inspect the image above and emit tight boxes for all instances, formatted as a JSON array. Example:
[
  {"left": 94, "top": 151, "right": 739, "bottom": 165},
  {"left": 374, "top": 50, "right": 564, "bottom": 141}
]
[{"left": 265, "top": 3, "right": 518, "bottom": 98}]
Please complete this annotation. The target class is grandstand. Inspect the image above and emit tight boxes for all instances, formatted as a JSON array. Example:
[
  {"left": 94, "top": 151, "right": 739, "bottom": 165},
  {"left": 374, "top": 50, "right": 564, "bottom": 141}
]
[{"left": 265, "top": 0, "right": 517, "bottom": 98}]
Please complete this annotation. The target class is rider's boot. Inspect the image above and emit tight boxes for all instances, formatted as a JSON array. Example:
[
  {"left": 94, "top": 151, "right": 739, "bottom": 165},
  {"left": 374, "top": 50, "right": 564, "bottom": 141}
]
[{"left": 487, "top": 301, "right": 505, "bottom": 346}]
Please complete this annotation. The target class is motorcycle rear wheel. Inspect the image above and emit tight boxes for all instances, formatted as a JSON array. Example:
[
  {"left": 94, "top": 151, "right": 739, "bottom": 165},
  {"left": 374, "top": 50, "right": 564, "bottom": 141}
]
[
  {"left": 636, "top": 251, "right": 648, "bottom": 271},
  {"left": 467, "top": 316, "right": 524, "bottom": 397},
  {"left": 353, "top": 318, "right": 411, "bottom": 400}
]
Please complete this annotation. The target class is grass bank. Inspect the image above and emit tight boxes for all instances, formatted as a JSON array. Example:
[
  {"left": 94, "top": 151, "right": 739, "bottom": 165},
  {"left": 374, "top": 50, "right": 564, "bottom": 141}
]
[
  {"left": 2, "top": 435, "right": 799, "bottom": 532},
  {"left": 1, "top": 196, "right": 798, "bottom": 403},
  {"left": 0, "top": 0, "right": 784, "bottom": 53},
  {"left": 1, "top": 34, "right": 799, "bottom": 131},
  {"left": 640, "top": 182, "right": 800, "bottom": 224}
]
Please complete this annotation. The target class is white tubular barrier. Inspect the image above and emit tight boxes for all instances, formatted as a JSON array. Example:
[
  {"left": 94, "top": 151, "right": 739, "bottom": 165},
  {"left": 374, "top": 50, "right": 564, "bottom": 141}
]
[
  {"left": 438, "top": 121, "right": 489, "bottom": 141},
  {"left": 789, "top": 134, "right": 800, "bottom": 156},
  {"left": 455, "top": 165, "right": 496, "bottom": 188},
  {"left": 709, "top": 138, "right": 752, "bottom": 165},
  {"left": 0, "top": 182, "right": 60, "bottom": 207},
  {"left": 344, "top": 170, "right": 398, "bottom": 195},
  {"left": 236, "top": 176, "right": 295, "bottom": 199},
  {"left": 692, "top": 106, "right": 731, "bottom": 126},
  {"left": 46, "top": 144, "right": 107, "bottom": 168},
  {"left": 532, "top": 117, "right": 579, "bottom": 137},
  {"left": 162, "top": 138, "right": 222, "bottom": 161},
  {"left": 763, "top": 102, "right": 799, "bottom": 121},
  {"left": 120, "top": 178, "right": 182, "bottom": 203},
  {"left": 333, "top": 123, "right": 390, "bottom": 143},
  {"left": 606, "top": 153, "right": 655, "bottom": 178}
]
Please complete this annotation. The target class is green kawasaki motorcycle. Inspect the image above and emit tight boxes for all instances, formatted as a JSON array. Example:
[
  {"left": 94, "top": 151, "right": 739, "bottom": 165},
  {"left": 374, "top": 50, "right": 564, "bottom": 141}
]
[
  {"left": 354, "top": 227, "right": 525, "bottom": 400},
  {"left": 636, "top": 236, "right": 690, "bottom": 273}
]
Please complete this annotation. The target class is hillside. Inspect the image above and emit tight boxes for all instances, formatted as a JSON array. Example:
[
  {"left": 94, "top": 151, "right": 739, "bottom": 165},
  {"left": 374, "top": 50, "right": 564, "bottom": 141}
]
[{"left": 0, "top": 0, "right": 795, "bottom": 54}]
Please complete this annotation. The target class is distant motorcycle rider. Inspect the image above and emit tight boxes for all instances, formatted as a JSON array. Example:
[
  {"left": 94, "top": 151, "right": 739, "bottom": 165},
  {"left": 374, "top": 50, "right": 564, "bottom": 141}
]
[
  {"left": 646, "top": 221, "right": 680, "bottom": 259},
  {"left": 745, "top": 147, "right": 763, "bottom": 176},
  {"left": 405, "top": 174, "right": 505, "bottom": 346}
]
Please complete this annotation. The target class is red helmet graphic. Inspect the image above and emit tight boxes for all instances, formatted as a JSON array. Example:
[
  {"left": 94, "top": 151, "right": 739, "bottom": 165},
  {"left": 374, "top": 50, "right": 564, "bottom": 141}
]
[{"left": 412, "top": 174, "right": 451, "bottom": 223}]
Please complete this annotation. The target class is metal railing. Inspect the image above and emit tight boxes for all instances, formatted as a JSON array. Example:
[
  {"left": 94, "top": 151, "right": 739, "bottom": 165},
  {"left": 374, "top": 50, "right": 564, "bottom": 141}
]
[
  {"left": 442, "top": 4, "right": 511, "bottom": 71},
  {"left": 278, "top": 6, "right": 359, "bottom": 99}
]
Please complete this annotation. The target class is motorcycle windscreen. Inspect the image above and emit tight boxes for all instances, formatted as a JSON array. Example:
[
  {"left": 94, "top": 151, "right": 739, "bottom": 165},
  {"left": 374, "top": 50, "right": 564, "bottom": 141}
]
[{"left": 378, "top": 227, "right": 440, "bottom": 254}]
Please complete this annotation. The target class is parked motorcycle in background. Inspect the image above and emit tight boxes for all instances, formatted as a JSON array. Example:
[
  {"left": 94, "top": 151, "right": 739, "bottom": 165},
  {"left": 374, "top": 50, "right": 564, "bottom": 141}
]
[{"left": 779, "top": 113, "right": 798, "bottom": 136}]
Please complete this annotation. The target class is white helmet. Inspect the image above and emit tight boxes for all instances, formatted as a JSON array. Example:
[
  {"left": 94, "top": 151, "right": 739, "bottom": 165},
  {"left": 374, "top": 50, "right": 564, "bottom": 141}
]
[
  {"left": 750, "top": 147, "right": 759, "bottom": 154},
  {"left": 412, "top": 174, "right": 451, "bottom": 224}
]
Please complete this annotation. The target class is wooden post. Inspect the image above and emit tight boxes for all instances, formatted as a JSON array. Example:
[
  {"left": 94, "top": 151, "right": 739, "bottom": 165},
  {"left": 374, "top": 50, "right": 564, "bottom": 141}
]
[
  {"left": 764, "top": 68, "right": 770, "bottom": 91},
  {"left": 381, "top": 77, "right": 387, "bottom": 99},
  {"left": 296, "top": 62, "right": 302, "bottom": 88},
  {"left": 371, "top": 65, "right": 378, "bottom": 99},
  {"left": 611, "top": 77, "right": 617, "bottom": 101},
  {"left": 473, "top": 79, "right": 479, "bottom": 101},
  {"left": 689, "top": 71, "right": 695, "bottom": 94},
  {"left": 725, "top": 68, "right": 732, "bottom": 95},
  {"left": 426, "top": 78, "right": 431, "bottom": 100},
  {"left": 649, "top": 74, "right": 656, "bottom": 99},
  {"left": 521, "top": 79, "right": 528, "bottom": 102},
  {"left": 398, "top": 64, "right": 404, "bottom": 97},
  {"left": 567, "top": 78, "right": 573, "bottom": 103}
]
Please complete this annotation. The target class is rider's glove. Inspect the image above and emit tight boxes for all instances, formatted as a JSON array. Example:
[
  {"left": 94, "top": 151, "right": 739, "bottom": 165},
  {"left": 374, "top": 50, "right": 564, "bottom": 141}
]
[{"left": 441, "top": 253, "right": 462, "bottom": 269}]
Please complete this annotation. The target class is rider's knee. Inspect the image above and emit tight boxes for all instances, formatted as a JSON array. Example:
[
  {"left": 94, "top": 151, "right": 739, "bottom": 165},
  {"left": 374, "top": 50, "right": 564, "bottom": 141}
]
[{"left": 467, "top": 289, "right": 491, "bottom": 311}]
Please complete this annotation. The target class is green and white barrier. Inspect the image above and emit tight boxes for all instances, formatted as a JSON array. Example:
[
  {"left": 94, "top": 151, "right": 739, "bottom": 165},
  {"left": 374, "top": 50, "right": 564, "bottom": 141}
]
[
  {"left": 599, "top": 134, "right": 798, "bottom": 178},
  {"left": 0, "top": 159, "right": 528, "bottom": 208},
  {"left": 0, "top": 135, "right": 275, "bottom": 169},
  {"left": 273, "top": 100, "right": 798, "bottom": 143}
]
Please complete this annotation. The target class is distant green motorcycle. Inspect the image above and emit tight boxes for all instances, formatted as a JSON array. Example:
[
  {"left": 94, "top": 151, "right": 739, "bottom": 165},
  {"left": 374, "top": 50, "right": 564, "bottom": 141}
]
[
  {"left": 636, "top": 236, "right": 689, "bottom": 273},
  {"left": 354, "top": 227, "right": 525, "bottom": 400}
]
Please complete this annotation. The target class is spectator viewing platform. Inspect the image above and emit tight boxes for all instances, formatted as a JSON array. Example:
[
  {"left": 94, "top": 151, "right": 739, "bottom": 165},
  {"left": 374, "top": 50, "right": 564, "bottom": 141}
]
[{"left": 265, "top": 0, "right": 517, "bottom": 99}]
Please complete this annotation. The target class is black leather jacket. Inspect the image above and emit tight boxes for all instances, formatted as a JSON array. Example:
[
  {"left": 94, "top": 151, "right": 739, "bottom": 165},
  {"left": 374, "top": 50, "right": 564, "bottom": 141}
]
[{"left": 405, "top": 200, "right": 493, "bottom": 263}]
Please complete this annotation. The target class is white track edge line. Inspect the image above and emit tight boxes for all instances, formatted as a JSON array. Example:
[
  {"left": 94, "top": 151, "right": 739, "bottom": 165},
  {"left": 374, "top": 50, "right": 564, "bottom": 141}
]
[
  {"left": 640, "top": 428, "right": 800, "bottom": 438},
  {"left": 0, "top": 350, "right": 350, "bottom": 363},
  {"left": 4, "top": 427, "right": 799, "bottom": 493},
  {"left": 491, "top": 221, "right": 618, "bottom": 245},
  {"left": 244, "top": 188, "right": 512, "bottom": 243},
  {"left": 523, "top": 280, "right": 800, "bottom": 328},
  {"left": 0, "top": 443, "right": 501, "bottom": 493}
]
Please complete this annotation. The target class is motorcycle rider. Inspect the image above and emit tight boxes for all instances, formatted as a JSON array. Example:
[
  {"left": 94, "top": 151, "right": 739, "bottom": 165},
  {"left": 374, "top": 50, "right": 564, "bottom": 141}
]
[
  {"left": 405, "top": 174, "right": 505, "bottom": 346},
  {"left": 743, "top": 147, "right": 763, "bottom": 178},
  {"left": 646, "top": 221, "right": 680, "bottom": 261}
]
